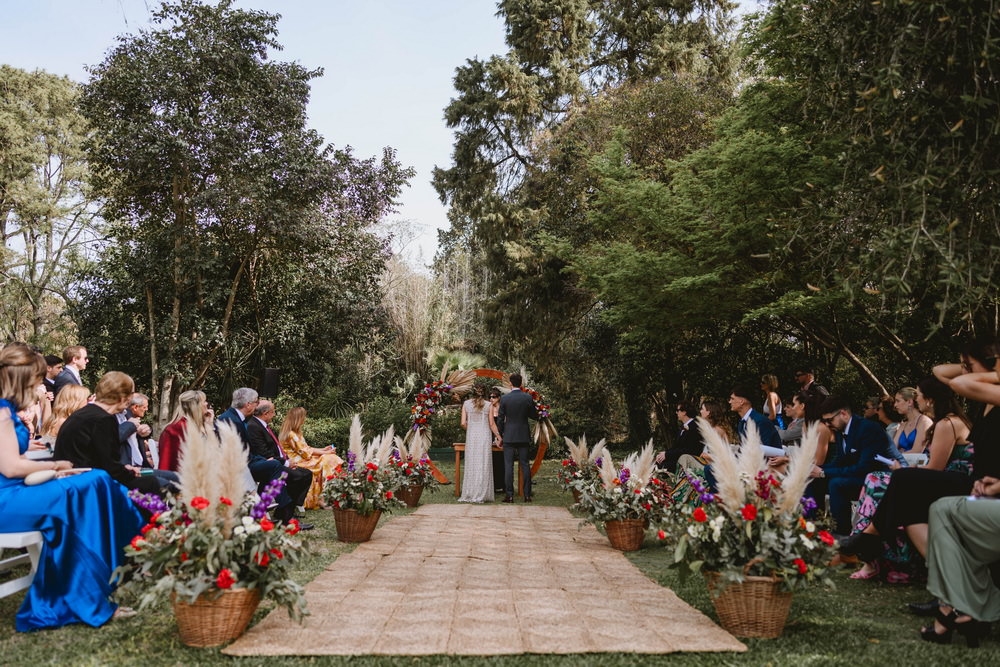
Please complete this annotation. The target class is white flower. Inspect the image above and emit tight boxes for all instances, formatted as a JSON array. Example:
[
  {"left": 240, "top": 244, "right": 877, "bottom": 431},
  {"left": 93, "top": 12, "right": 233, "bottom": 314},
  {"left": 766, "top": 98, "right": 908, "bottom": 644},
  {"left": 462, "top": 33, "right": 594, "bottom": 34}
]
[
  {"left": 687, "top": 525, "right": 700, "bottom": 538},
  {"left": 233, "top": 526, "right": 246, "bottom": 535},
  {"left": 242, "top": 516, "right": 255, "bottom": 527},
  {"left": 805, "top": 521, "right": 816, "bottom": 533},
  {"left": 800, "top": 534, "right": 815, "bottom": 550}
]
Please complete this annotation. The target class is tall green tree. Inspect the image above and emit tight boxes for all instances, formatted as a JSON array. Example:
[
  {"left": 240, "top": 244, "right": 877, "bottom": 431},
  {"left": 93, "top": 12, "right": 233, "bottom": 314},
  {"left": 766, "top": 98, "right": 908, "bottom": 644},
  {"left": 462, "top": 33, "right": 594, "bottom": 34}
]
[
  {"left": 0, "top": 66, "right": 101, "bottom": 345},
  {"left": 77, "top": 0, "right": 412, "bottom": 423}
]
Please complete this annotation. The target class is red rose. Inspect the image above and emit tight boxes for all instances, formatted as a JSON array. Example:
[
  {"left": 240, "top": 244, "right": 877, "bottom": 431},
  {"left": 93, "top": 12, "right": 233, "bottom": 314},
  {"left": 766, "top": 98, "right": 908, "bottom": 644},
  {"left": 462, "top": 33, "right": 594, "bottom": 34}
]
[
  {"left": 270, "top": 548, "right": 284, "bottom": 559},
  {"left": 216, "top": 569, "right": 236, "bottom": 589},
  {"left": 657, "top": 529, "right": 666, "bottom": 540},
  {"left": 367, "top": 474, "right": 374, "bottom": 482},
  {"left": 285, "top": 519, "right": 300, "bottom": 535},
  {"left": 150, "top": 512, "right": 160, "bottom": 523},
  {"left": 141, "top": 523, "right": 155, "bottom": 535},
  {"left": 386, "top": 491, "right": 394, "bottom": 499},
  {"left": 793, "top": 558, "right": 807, "bottom": 574},
  {"left": 260, "top": 518, "right": 274, "bottom": 531},
  {"left": 332, "top": 500, "right": 340, "bottom": 509},
  {"left": 818, "top": 531, "right": 835, "bottom": 546},
  {"left": 130, "top": 535, "right": 144, "bottom": 550},
  {"left": 327, "top": 474, "right": 335, "bottom": 480},
  {"left": 255, "top": 551, "right": 270, "bottom": 567},
  {"left": 693, "top": 507, "right": 708, "bottom": 522},
  {"left": 634, "top": 489, "right": 642, "bottom": 494},
  {"left": 190, "top": 496, "right": 210, "bottom": 510},
  {"left": 219, "top": 496, "right": 233, "bottom": 506},
  {"left": 741, "top": 504, "right": 758, "bottom": 521},
  {"left": 180, "top": 552, "right": 189, "bottom": 562}
]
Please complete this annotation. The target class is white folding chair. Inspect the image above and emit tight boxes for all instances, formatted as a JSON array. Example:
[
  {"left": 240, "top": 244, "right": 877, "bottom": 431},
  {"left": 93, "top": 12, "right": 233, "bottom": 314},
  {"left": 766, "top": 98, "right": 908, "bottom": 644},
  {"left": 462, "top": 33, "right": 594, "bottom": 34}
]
[{"left": 0, "top": 531, "right": 43, "bottom": 599}]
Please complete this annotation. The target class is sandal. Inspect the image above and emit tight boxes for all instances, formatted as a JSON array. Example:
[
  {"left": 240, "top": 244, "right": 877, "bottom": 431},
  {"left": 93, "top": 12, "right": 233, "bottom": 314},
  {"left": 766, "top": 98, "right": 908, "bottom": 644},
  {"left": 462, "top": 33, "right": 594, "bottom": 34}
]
[
  {"left": 920, "top": 607, "right": 957, "bottom": 644},
  {"left": 849, "top": 563, "right": 879, "bottom": 580}
]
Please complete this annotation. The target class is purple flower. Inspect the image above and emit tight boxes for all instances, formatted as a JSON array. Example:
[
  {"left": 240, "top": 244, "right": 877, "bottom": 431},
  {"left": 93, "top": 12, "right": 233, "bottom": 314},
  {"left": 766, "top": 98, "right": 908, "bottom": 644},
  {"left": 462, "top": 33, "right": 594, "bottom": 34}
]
[
  {"left": 699, "top": 492, "right": 716, "bottom": 504},
  {"left": 251, "top": 472, "right": 288, "bottom": 519},
  {"left": 128, "top": 489, "right": 169, "bottom": 514},
  {"left": 800, "top": 496, "right": 818, "bottom": 513},
  {"left": 347, "top": 450, "right": 357, "bottom": 472},
  {"left": 618, "top": 468, "right": 630, "bottom": 484},
  {"left": 595, "top": 457, "right": 603, "bottom": 468}
]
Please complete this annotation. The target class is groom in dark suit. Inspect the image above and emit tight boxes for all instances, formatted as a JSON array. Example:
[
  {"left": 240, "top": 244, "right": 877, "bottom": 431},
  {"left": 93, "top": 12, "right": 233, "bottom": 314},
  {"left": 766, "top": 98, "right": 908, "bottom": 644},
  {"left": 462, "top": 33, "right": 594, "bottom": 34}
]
[{"left": 497, "top": 373, "right": 538, "bottom": 503}]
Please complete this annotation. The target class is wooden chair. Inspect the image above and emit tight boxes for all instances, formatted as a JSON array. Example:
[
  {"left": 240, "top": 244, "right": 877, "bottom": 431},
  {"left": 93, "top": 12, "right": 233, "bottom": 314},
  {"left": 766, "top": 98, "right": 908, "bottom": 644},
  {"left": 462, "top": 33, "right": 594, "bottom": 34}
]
[{"left": 0, "top": 531, "right": 43, "bottom": 599}]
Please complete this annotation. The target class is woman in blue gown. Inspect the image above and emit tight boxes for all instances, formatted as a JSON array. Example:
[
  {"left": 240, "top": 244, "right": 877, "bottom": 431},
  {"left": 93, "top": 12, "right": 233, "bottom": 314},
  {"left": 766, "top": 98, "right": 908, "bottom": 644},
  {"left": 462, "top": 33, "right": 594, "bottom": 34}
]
[{"left": 0, "top": 343, "right": 142, "bottom": 631}]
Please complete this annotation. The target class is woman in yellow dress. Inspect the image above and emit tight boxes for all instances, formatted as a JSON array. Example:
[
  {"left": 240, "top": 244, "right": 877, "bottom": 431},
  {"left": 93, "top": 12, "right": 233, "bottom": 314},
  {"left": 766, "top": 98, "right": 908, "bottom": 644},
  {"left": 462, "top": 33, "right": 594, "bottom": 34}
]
[{"left": 278, "top": 407, "right": 343, "bottom": 509}]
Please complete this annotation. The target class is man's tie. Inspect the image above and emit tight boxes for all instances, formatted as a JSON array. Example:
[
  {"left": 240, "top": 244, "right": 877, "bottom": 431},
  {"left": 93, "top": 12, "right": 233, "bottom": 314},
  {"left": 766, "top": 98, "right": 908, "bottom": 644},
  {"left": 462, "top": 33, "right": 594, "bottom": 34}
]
[
  {"left": 266, "top": 426, "right": 287, "bottom": 461},
  {"left": 738, "top": 419, "right": 747, "bottom": 439}
]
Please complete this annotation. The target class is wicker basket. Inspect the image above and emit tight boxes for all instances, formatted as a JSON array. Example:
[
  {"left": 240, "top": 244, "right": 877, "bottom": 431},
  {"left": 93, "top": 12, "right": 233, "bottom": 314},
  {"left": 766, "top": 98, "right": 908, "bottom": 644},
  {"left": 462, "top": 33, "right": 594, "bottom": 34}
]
[
  {"left": 172, "top": 588, "right": 261, "bottom": 647},
  {"left": 704, "top": 559, "right": 793, "bottom": 638},
  {"left": 396, "top": 484, "right": 424, "bottom": 508},
  {"left": 333, "top": 508, "right": 382, "bottom": 543},
  {"left": 604, "top": 518, "right": 646, "bottom": 551}
]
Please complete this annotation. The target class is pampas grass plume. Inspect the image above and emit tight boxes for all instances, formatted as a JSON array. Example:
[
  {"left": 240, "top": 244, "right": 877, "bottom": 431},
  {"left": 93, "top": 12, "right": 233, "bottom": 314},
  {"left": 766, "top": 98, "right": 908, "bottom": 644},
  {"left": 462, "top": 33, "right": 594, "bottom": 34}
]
[
  {"left": 778, "top": 423, "right": 820, "bottom": 515},
  {"left": 697, "top": 417, "right": 743, "bottom": 509},
  {"left": 178, "top": 420, "right": 220, "bottom": 525}
]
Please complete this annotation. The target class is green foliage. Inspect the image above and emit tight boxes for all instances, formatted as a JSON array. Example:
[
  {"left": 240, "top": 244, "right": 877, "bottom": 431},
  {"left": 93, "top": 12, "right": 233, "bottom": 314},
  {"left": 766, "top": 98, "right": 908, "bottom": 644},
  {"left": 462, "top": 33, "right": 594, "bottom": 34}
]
[
  {"left": 0, "top": 65, "right": 100, "bottom": 347},
  {"left": 74, "top": 0, "right": 412, "bottom": 417}
]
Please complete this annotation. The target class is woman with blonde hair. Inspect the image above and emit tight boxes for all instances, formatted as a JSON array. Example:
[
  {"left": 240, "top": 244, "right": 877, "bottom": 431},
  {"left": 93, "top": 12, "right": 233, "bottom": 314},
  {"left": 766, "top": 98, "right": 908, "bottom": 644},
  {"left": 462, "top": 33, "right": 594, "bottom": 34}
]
[
  {"left": 40, "top": 384, "right": 90, "bottom": 438},
  {"left": 278, "top": 406, "right": 342, "bottom": 509},
  {"left": 156, "top": 390, "right": 211, "bottom": 472},
  {"left": 760, "top": 374, "right": 784, "bottom": 428},
  {"left": 0, "top": 343, "right": 142, "bottom": 630}
]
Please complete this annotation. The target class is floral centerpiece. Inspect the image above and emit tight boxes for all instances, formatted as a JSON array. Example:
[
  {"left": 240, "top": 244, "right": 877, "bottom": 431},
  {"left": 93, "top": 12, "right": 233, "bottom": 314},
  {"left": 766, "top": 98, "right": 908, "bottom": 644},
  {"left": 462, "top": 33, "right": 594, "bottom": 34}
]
[
  {"left": 555, "top": 435, "right": 607, "bottom": 503},
  {"left": 114, "top": 423, "right": 307, "bottom": 646},
  {"left": 388, "top": 432, "right": 440, "bottom": 507},
  {"left": 575, "top": 442, "right": 671, "bottom": 551},
  {"left": 523, "top": 384, "right": 557, "bottom": 445},
  {"left": 407, "top": 366, "right": 476, "bottom": 451},
  {"left": 322, "top": 417, "right": 404, "bottom": 542},
  {"left": 659, "top": 420, "right": 837, "bottom": 637}
]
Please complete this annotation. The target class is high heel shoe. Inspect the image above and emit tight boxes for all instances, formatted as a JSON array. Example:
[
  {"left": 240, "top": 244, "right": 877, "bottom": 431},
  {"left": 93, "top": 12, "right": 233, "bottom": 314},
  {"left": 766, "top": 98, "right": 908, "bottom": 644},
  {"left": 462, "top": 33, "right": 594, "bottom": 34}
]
[
  {"left": 954, "top": 616, "right": 991, "bottom": 649},
  {"left": 920, "top": 608, "right": 957, "bottom": 644}
]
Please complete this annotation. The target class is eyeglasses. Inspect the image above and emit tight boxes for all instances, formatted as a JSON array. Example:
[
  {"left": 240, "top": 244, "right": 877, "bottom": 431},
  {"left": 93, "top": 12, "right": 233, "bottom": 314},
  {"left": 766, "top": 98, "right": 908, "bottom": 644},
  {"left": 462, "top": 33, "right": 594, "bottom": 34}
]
[
  {"left": 794, "top": 372, "right": 806, "bottom": 378},
  {"left": 820, "top": 415, "right": 837, "bottom": 425}
]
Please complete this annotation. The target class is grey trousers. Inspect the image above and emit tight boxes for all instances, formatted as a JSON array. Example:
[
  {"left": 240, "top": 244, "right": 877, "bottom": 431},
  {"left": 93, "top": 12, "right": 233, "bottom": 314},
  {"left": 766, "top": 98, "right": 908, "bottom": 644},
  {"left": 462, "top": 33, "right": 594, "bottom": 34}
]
[{"left": 927, "top": 496, "right": 1000, "bottom": 621}]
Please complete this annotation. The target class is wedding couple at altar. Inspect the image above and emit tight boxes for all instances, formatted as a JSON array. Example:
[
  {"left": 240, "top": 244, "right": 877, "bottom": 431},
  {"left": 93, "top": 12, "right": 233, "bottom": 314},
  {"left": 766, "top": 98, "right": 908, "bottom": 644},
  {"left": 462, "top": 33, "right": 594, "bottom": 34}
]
[{"left": 458, "top": 373, "right": 537, "bottom": 504}]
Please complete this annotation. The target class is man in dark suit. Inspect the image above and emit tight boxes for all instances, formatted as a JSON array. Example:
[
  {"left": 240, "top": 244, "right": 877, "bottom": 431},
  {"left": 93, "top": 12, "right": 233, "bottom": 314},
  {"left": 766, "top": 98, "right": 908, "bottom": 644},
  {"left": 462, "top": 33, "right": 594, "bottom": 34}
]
[
  {"left": 53, "top": 345, "right": 88, "bottom": 397},
  {"left": 247, "top": 400, "right": 312, "bottom": 514},
  {"left": 497, "top": 373, "right": 538, "bottom": 503},
  {"left": 794, "top": 366, "right": 830, "bottom": 400},
  {"left": 217, "top": 388, "right": 312, "bottom": 529},
  {"left": 43, "top": 355, "right": 62, "bottom": 400},
  {"left": 810, "top": 395, "right": 893, "bottom": 536},
  {"left": 729, "top": 385, "right": 783, "bottom": 449},
  {"left": 656, "top": 400, "right": 705, "bottom": 472}
]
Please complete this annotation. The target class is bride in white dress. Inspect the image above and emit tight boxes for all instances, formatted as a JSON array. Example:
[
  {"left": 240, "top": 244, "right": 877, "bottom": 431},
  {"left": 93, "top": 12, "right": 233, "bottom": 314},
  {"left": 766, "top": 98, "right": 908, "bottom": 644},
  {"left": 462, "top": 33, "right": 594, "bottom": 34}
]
[{"left": 458, "top": 386, "right": 498, "bottom": 503}]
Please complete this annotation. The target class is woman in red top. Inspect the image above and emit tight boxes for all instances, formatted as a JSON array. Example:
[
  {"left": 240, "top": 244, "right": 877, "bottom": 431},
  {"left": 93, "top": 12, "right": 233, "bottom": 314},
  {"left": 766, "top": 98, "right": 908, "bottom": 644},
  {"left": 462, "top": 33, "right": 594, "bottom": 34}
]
[{"left": 157, "top": 390, "right": 210, "bottom": 472}]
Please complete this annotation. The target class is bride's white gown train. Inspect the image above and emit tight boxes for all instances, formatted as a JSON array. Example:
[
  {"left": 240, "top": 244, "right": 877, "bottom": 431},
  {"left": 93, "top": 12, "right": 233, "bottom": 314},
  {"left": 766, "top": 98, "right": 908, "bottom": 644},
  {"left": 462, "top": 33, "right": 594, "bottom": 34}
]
[{"left": 458, "top": 399, "right": 494, "bottom": 503}]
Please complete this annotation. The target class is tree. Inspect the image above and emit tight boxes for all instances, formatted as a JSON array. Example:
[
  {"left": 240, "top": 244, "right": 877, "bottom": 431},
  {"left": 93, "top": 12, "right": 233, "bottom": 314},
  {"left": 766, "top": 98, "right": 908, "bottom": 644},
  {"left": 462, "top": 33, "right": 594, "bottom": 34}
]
[
  {"left": 0, "top": 66, "right": 101, "bottom": 345},
  {"left": 77, "top": 0, "right": 412, "bottom": 423}
]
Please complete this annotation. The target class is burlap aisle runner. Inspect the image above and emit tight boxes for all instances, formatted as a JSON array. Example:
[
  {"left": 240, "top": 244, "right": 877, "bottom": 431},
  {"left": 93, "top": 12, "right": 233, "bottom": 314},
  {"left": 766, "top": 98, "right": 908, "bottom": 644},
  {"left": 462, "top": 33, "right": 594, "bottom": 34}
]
[{"left": 223, "top": 504, "right": 746, "bottom": 655}]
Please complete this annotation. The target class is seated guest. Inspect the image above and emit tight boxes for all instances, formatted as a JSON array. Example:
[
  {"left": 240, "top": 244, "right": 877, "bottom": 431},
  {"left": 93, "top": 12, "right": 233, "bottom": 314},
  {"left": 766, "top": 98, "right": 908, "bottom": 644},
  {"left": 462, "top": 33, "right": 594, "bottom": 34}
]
[
  {"left": 157, "top": 390, "right": 210, "bottom": 472},
  {"left": 40, "top": 384, "right": 90, "bottom": 439},
  {"left": 0, "top": 343, "right": 142, "bottom": 631},
  {"left": 278, "top": 407, "right": 343, "bottom": 509},
  {"left": 247, "top": 400, "right": 313, "bottom": 515},
  {"left": 848, "top": 377, "right": 972, "bottom": 580},
  {"left": 876, "top": 394, "right": 902, "bottom": 443},
  {"left": 218, "top": 389, "right": 312, "bottom": 529},
  {"left": 840, "top": 337, "right": 1000, "bottom": 578},
  {"left": 919, "top": 486, "right": 999, "bottom": 647},
  {"left": 54, "top": 371, "right": 163, "bottom": 495},
  {"left": 730, "top": 385, "right": 782, "bottom": 449},
  {"left": 778, "top": 391, "right": 808, "bottom": 447},
  {"left": 893, "top": 386, "right": 933, "bottom": 453},
  {"left": 700, "top": 398, "right": 734, "bottom": 444},
  {"left": 117, "top": 392, "right": 178, "bottom": 491},
  {"left": 809, "top": 395, "right": 894, "bottom": 536},
  {"left": 42, "top": 354, "right": 62, "bottom": 397},
  {"left": 52, "top": 345, "right": 87, "bottom": 397},
  {"left": 655, "top": 400, "right": 705, "bottom": 473}
]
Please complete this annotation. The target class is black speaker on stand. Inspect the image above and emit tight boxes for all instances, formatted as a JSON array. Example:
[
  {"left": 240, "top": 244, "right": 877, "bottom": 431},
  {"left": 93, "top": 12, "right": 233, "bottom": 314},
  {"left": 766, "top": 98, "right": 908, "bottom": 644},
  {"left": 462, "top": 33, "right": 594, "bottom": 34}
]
[{"left": 260, "top": 368, "right": 280, "bottom": 399}]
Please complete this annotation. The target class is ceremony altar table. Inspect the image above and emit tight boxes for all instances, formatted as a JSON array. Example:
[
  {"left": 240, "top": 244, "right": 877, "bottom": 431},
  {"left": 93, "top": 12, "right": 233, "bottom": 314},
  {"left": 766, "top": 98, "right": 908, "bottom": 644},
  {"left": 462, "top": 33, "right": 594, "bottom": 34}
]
[{"left": 452, "top": 442, "right": 524, "bottom": 497}]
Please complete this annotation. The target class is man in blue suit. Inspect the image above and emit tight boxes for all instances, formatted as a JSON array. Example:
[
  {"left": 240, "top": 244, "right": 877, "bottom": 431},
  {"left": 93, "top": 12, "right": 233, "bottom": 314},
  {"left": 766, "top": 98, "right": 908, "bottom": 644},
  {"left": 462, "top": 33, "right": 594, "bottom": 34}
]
[
  {"left": 497, "top": 373, "right": 538, "bottom": 503},
  {"left": 811, "top": 395, "right": 893, "bottom": 536},
  {"left": 729, "top": 385, "right": 783, "bottom": 449},
  {"left": 218, "top": 387, "right": 313, "bottom": 530}
]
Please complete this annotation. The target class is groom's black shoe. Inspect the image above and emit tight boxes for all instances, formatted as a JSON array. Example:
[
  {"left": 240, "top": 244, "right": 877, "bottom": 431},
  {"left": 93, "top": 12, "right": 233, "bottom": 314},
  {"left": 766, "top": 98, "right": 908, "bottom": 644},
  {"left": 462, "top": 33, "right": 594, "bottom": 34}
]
[
  {"left": 523, "top": 496, "right": 533, "bottom": 503},
  {"left": 503, "top": 496, "right": 513, "bottom": 503}
]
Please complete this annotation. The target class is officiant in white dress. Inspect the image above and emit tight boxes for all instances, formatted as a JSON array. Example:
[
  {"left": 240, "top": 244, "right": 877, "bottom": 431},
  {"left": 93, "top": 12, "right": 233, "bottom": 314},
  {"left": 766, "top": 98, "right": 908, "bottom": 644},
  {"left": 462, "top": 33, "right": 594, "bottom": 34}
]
[{"left": 458, "top": 385, "right": 500, "bottom": 503}]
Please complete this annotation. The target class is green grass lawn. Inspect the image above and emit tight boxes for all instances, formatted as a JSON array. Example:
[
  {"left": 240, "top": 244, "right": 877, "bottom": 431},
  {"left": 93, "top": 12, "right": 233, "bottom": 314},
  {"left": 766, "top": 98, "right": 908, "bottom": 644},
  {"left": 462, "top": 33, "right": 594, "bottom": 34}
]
[{"left": 1, "top": 460, "right": 996, "bottom": 665}]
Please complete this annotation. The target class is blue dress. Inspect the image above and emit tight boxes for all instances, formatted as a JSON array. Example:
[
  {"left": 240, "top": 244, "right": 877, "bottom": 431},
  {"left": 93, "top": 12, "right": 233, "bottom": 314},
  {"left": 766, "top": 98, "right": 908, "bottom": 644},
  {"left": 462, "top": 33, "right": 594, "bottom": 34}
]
[{"left": 0, "top": 399, "right": 143, "bottom": 631}]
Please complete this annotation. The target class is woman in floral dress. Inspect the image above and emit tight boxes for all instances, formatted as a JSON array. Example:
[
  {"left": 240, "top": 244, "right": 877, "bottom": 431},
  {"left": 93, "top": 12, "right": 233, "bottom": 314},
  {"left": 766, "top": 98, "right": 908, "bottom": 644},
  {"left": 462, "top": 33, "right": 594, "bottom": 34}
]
[{"left": 278, "top": 407, "right": 343, "bottom": 509}]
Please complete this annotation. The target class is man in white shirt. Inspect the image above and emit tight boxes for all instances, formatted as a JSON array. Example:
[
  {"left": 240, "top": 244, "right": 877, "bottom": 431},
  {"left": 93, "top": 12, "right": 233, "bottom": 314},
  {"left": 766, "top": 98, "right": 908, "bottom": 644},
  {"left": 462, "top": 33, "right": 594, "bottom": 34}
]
[{"left": 53, "top": 345, "right": 89, "bottom": 397}]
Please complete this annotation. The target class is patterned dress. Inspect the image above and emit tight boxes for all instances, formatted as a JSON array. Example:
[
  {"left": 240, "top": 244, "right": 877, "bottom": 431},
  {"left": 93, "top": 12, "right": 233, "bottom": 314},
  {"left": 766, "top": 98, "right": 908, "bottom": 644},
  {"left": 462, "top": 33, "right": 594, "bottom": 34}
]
[
  {"left": 283, "top": 431, "right": 343, "bottom": 510},
  {"left": 852, "top": 437, "right": 973, "bottom": 582},
  {"left": 459, "top": 399, "right": 494, "bottom": 503}
]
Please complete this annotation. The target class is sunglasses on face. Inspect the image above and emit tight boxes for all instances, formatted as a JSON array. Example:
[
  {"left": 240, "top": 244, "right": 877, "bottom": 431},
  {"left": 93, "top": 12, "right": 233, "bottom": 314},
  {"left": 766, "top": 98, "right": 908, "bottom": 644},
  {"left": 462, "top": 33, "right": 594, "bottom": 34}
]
[{"left": 820, "top": 415, "right": 837, "bottom": 425}]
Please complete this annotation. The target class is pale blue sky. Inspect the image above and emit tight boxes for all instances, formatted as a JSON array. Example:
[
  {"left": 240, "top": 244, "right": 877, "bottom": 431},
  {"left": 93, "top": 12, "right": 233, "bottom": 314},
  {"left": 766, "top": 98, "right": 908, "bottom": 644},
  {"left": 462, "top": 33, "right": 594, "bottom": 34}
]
[{"left": 2, "top": 1, "right": 760, "bottom": 264}]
